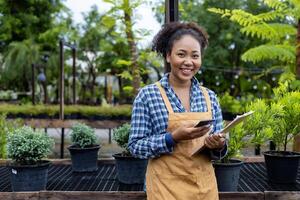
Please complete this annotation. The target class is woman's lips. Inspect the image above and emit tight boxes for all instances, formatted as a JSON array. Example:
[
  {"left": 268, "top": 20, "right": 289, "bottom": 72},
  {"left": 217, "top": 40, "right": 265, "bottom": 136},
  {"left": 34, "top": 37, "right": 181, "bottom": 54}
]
[{"left": 180, "top": 68, "right": 193, "bottom": 76}]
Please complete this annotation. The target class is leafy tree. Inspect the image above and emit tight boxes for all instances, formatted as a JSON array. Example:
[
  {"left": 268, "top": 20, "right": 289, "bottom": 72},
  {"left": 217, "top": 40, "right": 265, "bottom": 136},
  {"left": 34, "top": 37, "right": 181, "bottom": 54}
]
[
  {"left": 0, "top": 0, "right": 65, "bottom": 52},
  {"left": 0, "top": 0, "right": 77, "bottom": 94},
  {"left": 2, "top": 39, "right": 40, "bottom": 91},
  {"left": 104, "top": 0, "right": 145, "bottom": 97},
  {"left": 209, "top": 0, "right": 300, "bottom": 79}
]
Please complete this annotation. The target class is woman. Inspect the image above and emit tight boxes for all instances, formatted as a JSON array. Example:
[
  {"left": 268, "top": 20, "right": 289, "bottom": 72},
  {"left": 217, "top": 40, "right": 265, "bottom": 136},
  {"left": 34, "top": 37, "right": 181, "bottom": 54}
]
[{"left": 128, "top": 22, "right": 227, "bottom": 200}]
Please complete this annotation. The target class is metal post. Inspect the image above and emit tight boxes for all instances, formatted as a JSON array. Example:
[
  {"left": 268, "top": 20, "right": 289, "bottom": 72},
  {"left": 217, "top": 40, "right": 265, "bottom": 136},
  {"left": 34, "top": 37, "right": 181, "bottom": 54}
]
[
  {"left": 72, "top": 48, "right": 76, "bottom": 104},
  {"left": 32, "top": 64, "right": 35, "bottom": 105},
  {"left": 59, "top": 39, "right": 64, "bottom": 121},
  {"left": 61, "top": 128, "right": 65, "bottom": 159},
  {"left": 59, "top": 39, "right": 65, "bottom": 159},
  {"left": 165, "top": 0, "right": 179, "bottom": 24}
]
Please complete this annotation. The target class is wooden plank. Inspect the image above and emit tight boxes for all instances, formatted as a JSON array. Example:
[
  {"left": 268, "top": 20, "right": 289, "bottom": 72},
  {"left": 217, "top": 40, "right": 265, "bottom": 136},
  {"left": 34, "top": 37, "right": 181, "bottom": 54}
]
[
  {"left": 0, "top": 191, "right": 299, "bottom": 200},
  {"left": 265, "top": 191, "right": 300, "bottom": 200},
  {"left": 22, "top": 119, "right": 129, "bottom": 129},
  {"left": 0, "top": 192, "right": 39, "bottom": 200},
  {"left": 39, "top": 191, "right": 147, "bottom": 200},
  {"left": 241, "top": 156, "right": 264, "bottom": 163},
  {"left": 220, "top": 192, "right": 264, "bottom": 200}
]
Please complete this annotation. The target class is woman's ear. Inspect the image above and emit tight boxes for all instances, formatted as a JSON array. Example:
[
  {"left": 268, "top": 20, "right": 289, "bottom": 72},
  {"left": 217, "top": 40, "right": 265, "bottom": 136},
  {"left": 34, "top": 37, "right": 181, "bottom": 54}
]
[{"left": 166, "top": 53, "right": 170, "bottom": 63}]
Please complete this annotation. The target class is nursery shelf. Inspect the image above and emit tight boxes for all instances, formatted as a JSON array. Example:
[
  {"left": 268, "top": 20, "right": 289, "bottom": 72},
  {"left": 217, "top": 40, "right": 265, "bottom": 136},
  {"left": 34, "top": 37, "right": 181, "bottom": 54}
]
[
  {"left": 0, "top": 161, "right": 300, "bottom": 200},
  {"left": 0, "top": 162, "right": 299, "bottom": 192}
]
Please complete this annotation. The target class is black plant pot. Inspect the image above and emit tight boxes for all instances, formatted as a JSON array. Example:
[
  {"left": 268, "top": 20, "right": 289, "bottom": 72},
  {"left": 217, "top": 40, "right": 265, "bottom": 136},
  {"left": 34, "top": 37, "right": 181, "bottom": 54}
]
[
  {"left": 10, "top": 160, "right": 50, "bottom": 191},
  {"left": 68, "top": 145, "right": 100, "bottom": 172},
  {"left": 263, "top": 150, "right": 300, "bottom": 184},
  {"left": 213, "top": 159, "right": 243, "bottom": 191},
  {"left": 113, "top": 153, "right": 148, "bottom": 184}
]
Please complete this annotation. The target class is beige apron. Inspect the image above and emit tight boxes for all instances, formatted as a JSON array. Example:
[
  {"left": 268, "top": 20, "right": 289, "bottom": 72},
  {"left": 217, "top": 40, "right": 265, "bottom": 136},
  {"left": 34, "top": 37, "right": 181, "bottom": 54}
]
[{"left": 146, "top": 82, "right": 219, "bottom": 200}]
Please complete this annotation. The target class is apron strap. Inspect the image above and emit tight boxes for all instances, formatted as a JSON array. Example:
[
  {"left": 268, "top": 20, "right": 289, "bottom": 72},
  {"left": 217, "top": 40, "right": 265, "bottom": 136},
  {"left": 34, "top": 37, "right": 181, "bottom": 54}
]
[
  {"left": 200, "top": 86, "right": 212, "bottom": 113},
  {"left": 155, "top": 82, "right": 174, "bottom": 114}
]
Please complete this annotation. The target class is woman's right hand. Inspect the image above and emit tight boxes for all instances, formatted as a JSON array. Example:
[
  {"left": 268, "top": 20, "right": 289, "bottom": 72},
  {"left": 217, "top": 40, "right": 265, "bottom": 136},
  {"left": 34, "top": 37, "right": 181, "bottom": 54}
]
[{"left": 171, "top": 123, "right": 212, "bottom": 142}]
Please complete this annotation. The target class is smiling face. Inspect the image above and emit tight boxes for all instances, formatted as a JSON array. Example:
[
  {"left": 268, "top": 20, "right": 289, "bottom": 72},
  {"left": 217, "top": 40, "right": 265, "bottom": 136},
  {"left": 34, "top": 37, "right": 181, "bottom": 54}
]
[{"left": 167, "top": 35, "right": 202, "bottom": 85}]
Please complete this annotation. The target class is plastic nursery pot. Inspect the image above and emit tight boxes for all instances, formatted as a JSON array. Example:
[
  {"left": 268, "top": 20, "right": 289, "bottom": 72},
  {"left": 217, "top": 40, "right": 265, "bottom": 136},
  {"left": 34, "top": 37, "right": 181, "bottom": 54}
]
[
  {"left": 68, "top": 145, "right": 100, "bottom": 172},
  {"left": 113, "top": 153, "right": 148, "bottom": 184},
  {"left": 10, "top": 160, "right": 51, "bottom": 191},
  {"left": 213, "top": 159, "right": 243, "bottom": 191},
  {"left": 263, "top": 150, "right": 300, "bottom": 184}
]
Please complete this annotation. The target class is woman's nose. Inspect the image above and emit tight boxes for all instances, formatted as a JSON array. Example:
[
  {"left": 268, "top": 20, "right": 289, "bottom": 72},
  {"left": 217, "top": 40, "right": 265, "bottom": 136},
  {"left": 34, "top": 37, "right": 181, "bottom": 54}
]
[{"left": 184, "top": 57, "right": 193, "bottom": 65}]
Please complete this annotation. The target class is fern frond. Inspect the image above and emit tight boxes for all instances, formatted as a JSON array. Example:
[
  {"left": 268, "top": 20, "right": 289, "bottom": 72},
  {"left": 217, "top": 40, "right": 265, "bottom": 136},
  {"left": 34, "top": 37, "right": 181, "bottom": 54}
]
[
  {"left": 207, "top": 8, "right": 227, "bottom": 15},
  {"left": 242, "top": 44, "right": 295, "bottom": 64},
  {"left": 241, "top": 23, "right": 296, "bottom": 41},
  {"left": 230, "top": 9, "right": 262, "bottom": 27},
  {"left": 256, "top": 10, "right": 285, "bottom": 21},
  {"left": 263, "top": 0, "right": 288, "bottom": 11},
  {"left": 208, "top": 8, "right": 262, "bottom": 27}
]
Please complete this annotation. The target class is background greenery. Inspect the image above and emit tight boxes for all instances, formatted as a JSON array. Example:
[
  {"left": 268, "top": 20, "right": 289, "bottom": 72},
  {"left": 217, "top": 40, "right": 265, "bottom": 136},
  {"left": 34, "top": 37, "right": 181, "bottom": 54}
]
[{"left": 0, "top": 0, "right": 299, "bottom": 118}]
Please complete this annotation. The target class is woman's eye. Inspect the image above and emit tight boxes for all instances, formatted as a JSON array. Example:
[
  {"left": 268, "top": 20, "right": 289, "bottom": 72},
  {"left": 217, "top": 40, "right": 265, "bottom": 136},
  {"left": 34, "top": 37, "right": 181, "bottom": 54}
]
[
  {"left": 177, "top": 53, "right": 185, "bottom": 57},
  {"left": 193, "top": 55, "right": 200, "bottom": 59}
]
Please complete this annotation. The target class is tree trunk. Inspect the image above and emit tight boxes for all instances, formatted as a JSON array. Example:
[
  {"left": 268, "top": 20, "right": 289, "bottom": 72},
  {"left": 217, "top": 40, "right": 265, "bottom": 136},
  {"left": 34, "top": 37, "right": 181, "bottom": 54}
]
[
  {"left": 293, "top": 19, "right": 300, "bottom": 152},
  {"left": 123, "top": 0, "right": 140, "bottom": 97}
]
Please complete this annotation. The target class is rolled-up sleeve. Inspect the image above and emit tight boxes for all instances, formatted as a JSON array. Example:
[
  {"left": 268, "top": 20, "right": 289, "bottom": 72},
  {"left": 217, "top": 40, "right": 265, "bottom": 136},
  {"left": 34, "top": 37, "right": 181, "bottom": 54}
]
[
  {"left": 128, "top": 92, "right": 173, "bottom": 159},
  {"left": 209, "top": 91, "right": 228, "bottom": 160}
]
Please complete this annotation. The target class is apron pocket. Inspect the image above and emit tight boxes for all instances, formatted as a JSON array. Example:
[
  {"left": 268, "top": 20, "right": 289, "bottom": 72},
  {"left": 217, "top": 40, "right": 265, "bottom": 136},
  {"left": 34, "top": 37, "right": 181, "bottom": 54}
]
[{"left": 151, "top": 173, "right": 199, "bottom": 200}]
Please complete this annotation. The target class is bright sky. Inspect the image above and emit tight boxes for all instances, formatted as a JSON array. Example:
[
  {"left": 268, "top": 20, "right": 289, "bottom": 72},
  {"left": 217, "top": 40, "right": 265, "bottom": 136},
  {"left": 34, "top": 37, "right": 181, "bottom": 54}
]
[{"left": 64, "top": 0, "right": 162, "bottom": 47}]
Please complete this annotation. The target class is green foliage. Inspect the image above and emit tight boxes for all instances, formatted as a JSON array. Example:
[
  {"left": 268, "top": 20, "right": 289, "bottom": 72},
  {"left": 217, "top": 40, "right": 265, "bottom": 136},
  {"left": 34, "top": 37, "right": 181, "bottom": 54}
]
[
  {"left": 270, "top": 83, "right": 300, "bottom": 151},
  {"left": 0, "top": 114, "right": 22, "bottom": 158},
  {"left": 3, "top": 39, "right": 40, "bottom": 91},
  {"left": 70, "top": 123, "right": 97, "bottom": 148},
  {"left": 0, "top": 104, "right": 132, "bottom": 118},
  {"left": 244, "top": 81, "right": 300, "bottom": 151},
  {"left": 219, "top": 92, "right": 244, "bottom": 114},
  {"left": 113, "top": 123, "right": 131, "bottom": 155},
  {"left": 208, "top": 0, "right": 298, "bottom": 75},
  {"left": 0, "top": 0, "right": 65, "bottom": 51},
  {"left": 242, "top": 44, "right": 295, "bottom": 64},
  {"left": 243, "top": 99, "right": 274, "bottom": 145},
  {"left": 7, "top": 126, "right": 54, "bottom": 165},
  {"left": 222, "top": 123, "right": 248, "bottom": 162}
]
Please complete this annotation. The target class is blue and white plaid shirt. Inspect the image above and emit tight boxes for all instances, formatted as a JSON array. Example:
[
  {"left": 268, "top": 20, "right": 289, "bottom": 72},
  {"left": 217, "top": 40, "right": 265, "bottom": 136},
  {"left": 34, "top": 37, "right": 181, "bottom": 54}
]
[{"left": 128, "top": 73, "right": 227, "bottom": 159}]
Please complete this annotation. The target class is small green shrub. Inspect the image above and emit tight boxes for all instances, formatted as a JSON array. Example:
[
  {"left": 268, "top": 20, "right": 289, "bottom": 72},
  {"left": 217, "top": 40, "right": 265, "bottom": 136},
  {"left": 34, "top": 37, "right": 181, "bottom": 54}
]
[
  {"left": 270, "top": 83, "right": 300, "bottom": 151},
  {"left": 243, "top": 99, "right": 274, "bottom": 146},
  {"left": 221, "top": 122, "right": 249, "bottom": 163},
  {"left": 113, "top": 123, "right": 131, "bottom": 155},
  {"left": 7, "top": 126, "right": 54, "bottom": 165},
  {"left": 70, "top": 123, "right": 97, "bottom": 148}
]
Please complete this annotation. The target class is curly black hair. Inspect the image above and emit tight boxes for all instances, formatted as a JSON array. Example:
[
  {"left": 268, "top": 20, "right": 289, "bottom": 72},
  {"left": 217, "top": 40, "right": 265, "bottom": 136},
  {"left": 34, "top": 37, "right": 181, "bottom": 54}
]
[{"left": 152, "top": 22, "right": 208, "bottom": 72}]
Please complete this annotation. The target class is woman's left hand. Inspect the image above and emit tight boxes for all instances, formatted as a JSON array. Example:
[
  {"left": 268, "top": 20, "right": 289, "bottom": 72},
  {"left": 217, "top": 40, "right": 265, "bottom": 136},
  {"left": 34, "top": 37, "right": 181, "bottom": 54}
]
[{"left": 204, "top": 133, "right": 226, "bottom": 150}]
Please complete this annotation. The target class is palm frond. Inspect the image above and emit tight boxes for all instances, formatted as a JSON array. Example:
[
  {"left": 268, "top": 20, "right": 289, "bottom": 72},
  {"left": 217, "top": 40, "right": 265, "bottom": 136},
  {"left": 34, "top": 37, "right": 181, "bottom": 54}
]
[{"left": 242, "top": 44, "right": 295, "bottom": 64}]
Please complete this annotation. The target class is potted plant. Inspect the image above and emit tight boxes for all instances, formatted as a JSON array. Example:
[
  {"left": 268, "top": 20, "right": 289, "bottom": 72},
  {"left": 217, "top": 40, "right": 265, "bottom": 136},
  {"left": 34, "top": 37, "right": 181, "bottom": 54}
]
[
  {"left": 262, "top": 84, "right": 300, "bottom": 183},
  {"left": 243, "top": 99, "right": 273, "bottom": 155},
  {"left": 68, "top": 123, "right": 100, "bottom": 172},
  {"left": 7, "top": 126, "right": 54, "bottom": 191},
  {"left": 213, "top": 122, "right": 248, "bottom": 191},
  {"left": 113, "top": 123, "right": 147, "bottom": 184}
]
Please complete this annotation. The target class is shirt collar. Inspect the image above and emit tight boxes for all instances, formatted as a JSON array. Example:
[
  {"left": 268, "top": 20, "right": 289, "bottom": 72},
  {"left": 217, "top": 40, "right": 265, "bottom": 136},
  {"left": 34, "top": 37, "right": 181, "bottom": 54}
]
[{"left": 159, "top": 73, "right": 200, "bottom": 90}]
